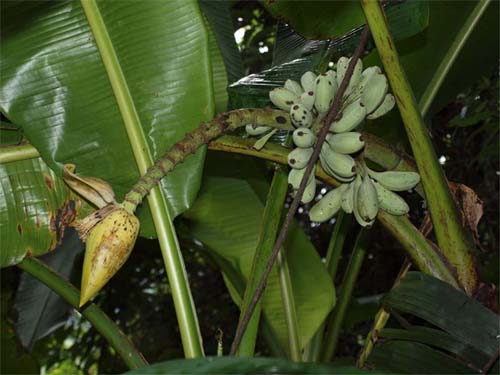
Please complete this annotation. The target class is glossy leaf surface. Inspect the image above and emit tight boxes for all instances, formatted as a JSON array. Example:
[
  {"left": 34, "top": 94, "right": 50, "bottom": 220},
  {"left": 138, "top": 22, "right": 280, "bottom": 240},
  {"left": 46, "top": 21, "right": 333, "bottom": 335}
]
[
  {"left": 0, "top": 157, "right": 84, "bottom": 267},
  {"left": 184, "top": 154, "right": 335, "bottom": 351},
  {"left": 0, "top": 0, "right": 215, "bottom": 237},
  {"left": 263, "top": 1, "right": 428, "bottom": 40},
  {"left": 124, "top": 356, "right": 388, "bottom": 374}
]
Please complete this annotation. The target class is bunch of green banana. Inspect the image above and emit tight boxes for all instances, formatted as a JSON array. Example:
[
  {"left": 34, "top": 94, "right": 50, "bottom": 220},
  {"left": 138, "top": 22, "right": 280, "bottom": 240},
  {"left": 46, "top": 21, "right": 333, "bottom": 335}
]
[{"left": 247, "top": 58, "right": 418, "bottom": 227}]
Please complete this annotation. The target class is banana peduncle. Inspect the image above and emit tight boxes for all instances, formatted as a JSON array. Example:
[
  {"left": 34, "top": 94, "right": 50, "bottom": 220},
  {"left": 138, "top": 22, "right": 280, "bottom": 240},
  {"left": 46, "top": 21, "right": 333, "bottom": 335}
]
[{"left": 121, "top": 108, "right": 293, "bottom": 213}]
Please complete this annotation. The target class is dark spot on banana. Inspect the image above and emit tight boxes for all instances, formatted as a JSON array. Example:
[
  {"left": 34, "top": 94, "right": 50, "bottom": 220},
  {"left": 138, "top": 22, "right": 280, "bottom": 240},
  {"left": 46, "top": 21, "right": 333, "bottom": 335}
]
[
  {"left": 286, "top": 101, "right": 293, "bottom": 105},
  {"left": 308, "top": 91, "right": 314, "bottom": 96},
  {"left": 293, "top": 104, "right": 299, "bottom": 110},
  {"left": 290, "top": 159, "right": 296, "bottom": 165},
  {"left": 275, "top": 116, "right": 287, "bottom": 124}
]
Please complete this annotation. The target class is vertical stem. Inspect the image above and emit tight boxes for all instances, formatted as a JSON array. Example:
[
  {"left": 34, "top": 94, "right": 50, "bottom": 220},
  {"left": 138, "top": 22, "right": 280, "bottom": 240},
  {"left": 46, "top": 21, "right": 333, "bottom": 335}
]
[
  {"left": 80, "top": 0, "right": 204, "bottom": 357},
  {"left": 321, "top": 229, "right": 369, "bottom": 362},
  {"left": 277, "top": 250, "right": 302, "bottom": 361},
  {"left": 235, "top": 166, "right": 289, "bottom": 356},
  {"left": 418, "top": 0, "right": 491, "bottom": 116},
  {"left": 360, "top": 0, "right": 477, "bottom": 295},
  {"left": 17, "top": 257, "right": 148, "bottom": 370}
]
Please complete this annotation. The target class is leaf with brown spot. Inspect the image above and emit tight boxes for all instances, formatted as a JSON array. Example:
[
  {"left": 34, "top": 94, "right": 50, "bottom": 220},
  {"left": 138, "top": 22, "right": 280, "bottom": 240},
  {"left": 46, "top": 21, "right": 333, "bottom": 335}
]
[{"left": 0, "top": 157, "right": 92, "bottom": 267}]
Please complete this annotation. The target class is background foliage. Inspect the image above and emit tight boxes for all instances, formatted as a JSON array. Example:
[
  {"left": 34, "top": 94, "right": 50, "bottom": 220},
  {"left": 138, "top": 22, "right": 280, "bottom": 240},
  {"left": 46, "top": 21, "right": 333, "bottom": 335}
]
[{"left": 0, "top": 0, "right": 498, "bottom": 374}]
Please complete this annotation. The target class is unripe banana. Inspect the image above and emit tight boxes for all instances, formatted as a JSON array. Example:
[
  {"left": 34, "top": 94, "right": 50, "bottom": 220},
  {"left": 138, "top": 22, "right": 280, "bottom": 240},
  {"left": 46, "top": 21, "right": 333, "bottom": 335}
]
[
  {"left": 352, "top": 175, "right": 375, "bottom": 227},
  {"left": 320, "top": 157, "right": 356, "bottom": 183},
  {"left": 326, "top": 69, "right": 336, "bottom": 83},
  {"left": 348, "top": 66, "right": 382, "bottom": 101},
  {"left": 288, "top": 147, "right": 313, "bottom": 169},
  {"left": 320, "top": 144, "right": 356, "bottom": 179},
  {"left": 374, "top": 181, "right": 410, "bottom": 215},
  {"left": 80, "top": 207, "right": 140, "bottom": 306},
  {"left": 341, "top": 181, "right": 355, "bottom": 214},
  {"left": 284, "top": 79, "right": 304, "bottom": 96},
  {"left": 309, "top": 184, "right": 347, "bottom": 223},
  {"left": 269, "top": 87, "right": 298, "bottom": 111},
  {"left": 300, "top": 90, "right": 316, "bottom": 111},
  {"left": 362, "top": 66, "right": 382, "bottom": 80},
  {"left": 367, "top": 94, "right": 395, "bottom": 119},
  {"left": 326, "top": 132, "right": 365, "bottom": 154},
  {"left": 367, "top": 169, "right": 420, "bottom": 192},
  {"left": 356, "top": 175, "right": 379, "bottom": 222},
  {"left": 330, "top": 99, "right": 366, "bottom": 133},
  {"left": 361, "top": 72, "right": 388, "bottom": 114},
  {"left": 301, "top": 177, "right": 317, "bottom": 204},
  {"left": 245, "top": 124, "right": 271, "bottom": 136},
  {"left": 288, "top": 166, "right": 315, "bottom": 190},
  {"left": 293, "top": 127, "right": 316, "bottom": 148},
  {"left": 290, "top": 103, "right": 313, "bottom": 128},
  {"left": 336, "top": 56, "right": 349, "bottom": 87},
  {"left": 314, "top": 73, "right": 337, "bottom": 114},
  {"left": 345, "top": 59, "right": 363, "bottom": 98},
  {"left": 301, "top": 71, "right": 317, "bottom": 92}
]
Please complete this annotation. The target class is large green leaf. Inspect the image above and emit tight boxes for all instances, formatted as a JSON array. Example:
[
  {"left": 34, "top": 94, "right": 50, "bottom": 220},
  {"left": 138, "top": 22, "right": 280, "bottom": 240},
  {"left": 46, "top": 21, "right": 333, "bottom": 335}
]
[
  {"left": 382, "top": 272, "right": 499, "bottom": 358},
  {"left": 369, "top": 341, "right": 473, "bottom": 374},
  {"left": 184, "top": 154, "right": 335, "bottom": 351},
  {"left": 380, "top": 327, "right": 489, "bottom": 368},
  {"left": 263, "top": 1, "right": 428, "bottom": 41},
  {"left": 123, "top": 356, "right": 386, "bottom": 374},
  {"left": 0, "top": 157, "right": 87, "bottom": 267},
  {"left": 0, "top": 0, "right": 216, "bottom": 237}
]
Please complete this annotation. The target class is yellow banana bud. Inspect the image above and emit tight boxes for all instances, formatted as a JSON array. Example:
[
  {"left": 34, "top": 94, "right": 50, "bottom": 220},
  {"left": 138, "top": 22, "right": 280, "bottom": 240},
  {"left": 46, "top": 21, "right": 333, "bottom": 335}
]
[{"left": 79, "top": 207, "right": 140, "bottom": 307}]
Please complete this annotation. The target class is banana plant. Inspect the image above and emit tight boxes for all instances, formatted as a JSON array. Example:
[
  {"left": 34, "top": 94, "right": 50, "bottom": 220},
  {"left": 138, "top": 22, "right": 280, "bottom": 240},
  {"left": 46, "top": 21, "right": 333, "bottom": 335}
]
[{"left": 0, "top": 0, "right": 497, "bottom": 373}]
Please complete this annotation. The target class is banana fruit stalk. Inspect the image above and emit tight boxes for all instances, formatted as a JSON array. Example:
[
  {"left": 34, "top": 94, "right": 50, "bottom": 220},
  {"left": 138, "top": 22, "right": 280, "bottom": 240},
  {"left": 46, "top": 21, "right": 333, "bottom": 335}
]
[{"left": 79, "top": 205, "right": 140, "bottom": 306}]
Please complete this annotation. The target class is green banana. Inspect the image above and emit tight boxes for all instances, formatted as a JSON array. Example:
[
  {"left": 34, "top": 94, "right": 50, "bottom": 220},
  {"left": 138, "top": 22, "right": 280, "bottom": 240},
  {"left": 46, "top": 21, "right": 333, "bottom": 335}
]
[
  {"left": 320, "top": 144, "right": 356, "bottom": 179},
  {"left": 345, "top": 58, "right": 363, "bottom": 98},
  {"left": 288, "top": 147, "right": 313, "bottom": 169},
  {"left": 290, "top": 103, "right": 313, "bottom": 128},
  {"left": 356, "top": 175, "right": 379, "bottom": 223},
  {"left": 374, "top": 181, "right": 410, "bottom": 215},
  {"left": 300, "top": 90, "right": 316, "bottom": 111},
  {"left": 293, "top": 127, "right": 316, "bottom": 148},
  {"left": 269, "top": 87, "right": 298, "bottom": 111},
  {"left": 347, "top": 66, "right": 382, "bottom": 103},
  {"left": 367, "top": 94, "right": 395, "bottom": 120},
  {"left": 284, "top": 79, "right": 304, "bottom": 96},
  {"left": 352, "top": 175, "right": 375, "bottom": 227},
  {"left": 314, "top": 73, "right": 336, "bottom": 114},
  {"left": 288, "top": 165, "right": 315, "bottom": 190},
  {"left": 330, "top": 99, "right": 366, "bottom": 133},
  {"left": 341, "top": 181, "right": 355, "bottom": 214},
  {"left": 309, "top": 184, "right": 347, "bottom": 223},
  {"left": 301, "top": 71, "right": 317, "bottom": 92},
  {"left": 245, "top": 124, "right": 271, "bottom": 136},
  {"left": 326, "top": 132, "right": 365, "bottom": 154},
  {"left": 361, "top": 72, "right": 388, "bottom": 114},
  {"left": 301, "top": 176, "right": 317, "bottom": 204},
  {"left": 367, "top": 169, "right": 420, "bottom": 192},
  {"left": 336, "top": 56, "right": 349, "bottom": 87}
]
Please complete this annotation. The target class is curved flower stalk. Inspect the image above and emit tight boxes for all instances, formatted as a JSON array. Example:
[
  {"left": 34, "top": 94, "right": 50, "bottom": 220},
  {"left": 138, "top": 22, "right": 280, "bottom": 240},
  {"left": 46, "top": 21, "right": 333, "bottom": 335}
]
[
  {"left": 66, "top": 109, "right": 294, "bottom": 306},
  {"left": 247, "top": 56, "right": 420, "bottom": 227}
]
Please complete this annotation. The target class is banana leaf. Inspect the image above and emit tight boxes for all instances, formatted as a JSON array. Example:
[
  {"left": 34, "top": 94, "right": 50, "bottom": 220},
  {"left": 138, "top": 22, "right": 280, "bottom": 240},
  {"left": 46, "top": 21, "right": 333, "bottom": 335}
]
[{"left": 0, "top": 0, "right": 217, "bottom": 238}]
